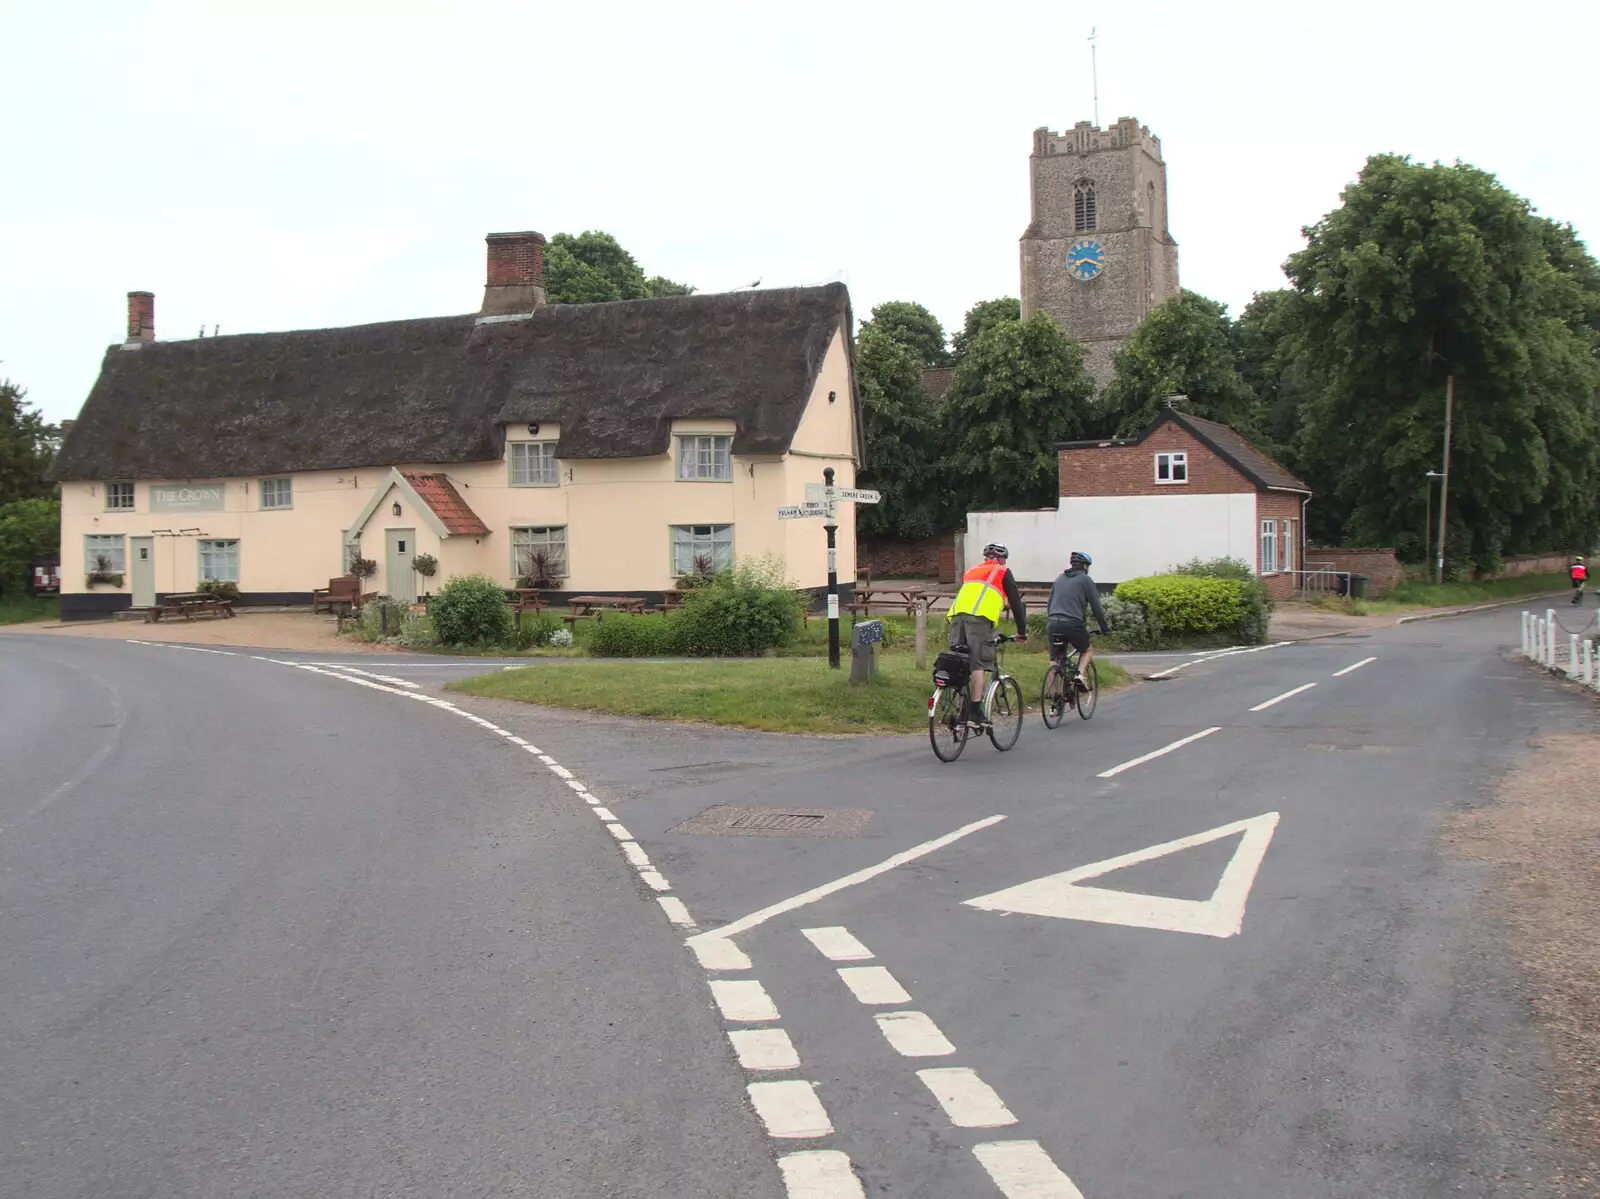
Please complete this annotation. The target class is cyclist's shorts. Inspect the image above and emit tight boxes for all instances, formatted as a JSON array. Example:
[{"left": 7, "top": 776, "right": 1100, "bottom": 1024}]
[
  {"left": 1046, "top": 616, "right": 1091, "bottom": 657},
  {"left": 949, "top": 613, "right": 998, "bottom": 671}
]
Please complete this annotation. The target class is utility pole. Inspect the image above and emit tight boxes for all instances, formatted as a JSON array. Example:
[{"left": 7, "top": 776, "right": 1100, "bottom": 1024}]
[
  {"left": 823, "top": 467, "right": 841, "bottom": 669},
  {"left": 1435, "top": 376, "right": 1454, "bottom": 585},
  {"left": 1424, "top": 469, "right": 1442, "bottom": 570}
]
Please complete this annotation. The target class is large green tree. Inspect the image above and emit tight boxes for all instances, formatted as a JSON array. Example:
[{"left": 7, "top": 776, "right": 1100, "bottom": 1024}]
[
  {"left": 854, "top": 326, "right": 945, "bottom": 539},
  {"left": 861, "top": 301, "right": 950, "bottom": 368},
  {"left": 1104, "top": 291, "right": 1258, "bottom": 438},
  {"left": 543, "top": 231, "right": 693, "bottom": 304},
  {"left": 942, "top": 312, "right": 1095, "bottom": 513},
  {"left": 1, "top": 378, "right": 58, "bottom": 507},
  {"left": 951, "top": 297, "right": 1021, "bottom": 360},
  {"left": 1288, "top": 155, "right": 1600, "bottom": 570},
  {"left": 1235, "top": 288, "right": 1319, "bottom": 464},
  {"left": 0, "top": 497, "right": 58, "bottom": 594}
]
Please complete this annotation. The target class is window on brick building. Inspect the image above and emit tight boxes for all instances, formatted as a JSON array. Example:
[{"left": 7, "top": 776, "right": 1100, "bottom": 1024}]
[
  {"left": 1155, "top": 452, "right": 1187, "bottom": 484},
  {"left": 1260, "top": 520, "right": 1279, "bottom": 574},
  {"left": 1074, "top": 182, "right": 1097, "bottom": 232}
]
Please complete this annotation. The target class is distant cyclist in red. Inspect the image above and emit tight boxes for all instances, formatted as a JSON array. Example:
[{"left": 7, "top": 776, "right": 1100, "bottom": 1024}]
[{"left": 1571, "top": 556, "right": 1588, "bottom": 605}]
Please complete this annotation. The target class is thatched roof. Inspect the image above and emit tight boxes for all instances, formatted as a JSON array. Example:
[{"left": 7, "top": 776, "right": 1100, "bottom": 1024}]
[{"left": 51, "top": 285, "right": 855, "bottom": 481}]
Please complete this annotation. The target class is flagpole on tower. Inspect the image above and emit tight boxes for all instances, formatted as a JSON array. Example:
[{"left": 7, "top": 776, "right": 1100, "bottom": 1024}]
[{"left": 1089, "top": 27, "right": 1099, "bottom": 126}]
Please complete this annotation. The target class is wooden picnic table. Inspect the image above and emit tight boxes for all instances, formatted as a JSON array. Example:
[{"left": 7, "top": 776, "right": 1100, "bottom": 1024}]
[
  {"left": 146, "top": 592, "right": 235, "bottom": 622},
  {"left": 505, "top": 588, "right": 548, "bottom": 613},
  {"left": 564, "top": 594, "right": 647, "bottom": 624},
  {"left": 848, "top": 586, "right": 930, "bottom": 617}
]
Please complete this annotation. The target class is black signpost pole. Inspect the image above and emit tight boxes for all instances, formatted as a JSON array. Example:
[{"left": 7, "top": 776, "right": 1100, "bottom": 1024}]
[{"left": 824, "top": 467, "right": 840, "bottom": 669}]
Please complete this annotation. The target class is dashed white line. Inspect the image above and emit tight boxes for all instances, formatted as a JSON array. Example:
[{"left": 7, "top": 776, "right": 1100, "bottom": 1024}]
[
  {"left": 837, "top": 966, "right": 913, "bottom": 1006},
  {"left": 1248, "top": 682, "right": 1317, "bottom": 711},
  {"left": 312, "top": 663, "right": 420, "bottom": 688},
  {"left": 917, "top": 1067, "right": 1018, "bottom": 1128},
  {"left": 593, "top": 806, "right": 618, "bottom": 822},
  {"left": 657, "top": 896, "right": 695, "bottom": 928},
  {"left": 1097, "top": 726, "right": 1222, "bottom": 778},
  {"left": 777, "top": 1150, "right": 865, "bottom": 1197},
  {"left": 709, "top": 979, "right": 780, "bottom": 1023},
  {"left": 606, "top": 822, "right": 633, "bottom": 841},
  {"left": 973, "top": 1140, "right": 1087, "bottom": 1198},
  {"left": 691, "top": 938, "right": 753, "bottom": 971},
  {"left": 1332, "top": 656, "right": 1378, "bottom": 677},
  {"left": 638, "top": 869, "right": 671, "bottom": 892},
  {"left": 801, "top": 926, "right": 874, "bottom": 961},
  {"left": 619, "top": 840, "right": 650, "bottom": 867},
  {"left": 729, "top": 1028, "right": 800, "bottom": 1071},
  {"left": 874, "top": 1011, "right": 956, "bottom": 1057},
  {"left": 1146, "top": 640, "right": 1293, "bottom": 678},
  {"left": 748, "top": 1080, "right": 834, "bottom": 1138}
]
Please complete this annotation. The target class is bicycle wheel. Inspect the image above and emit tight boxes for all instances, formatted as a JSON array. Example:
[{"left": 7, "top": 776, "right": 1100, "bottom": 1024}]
[
  {"left": 1040, "top": 663, "right": 1067, "bottom": 729},
  {"left": 987, "top": 675, "right": 1024, "bottom": 751},
  {"left": 1076, "top": 660, "right": 1099, "bottom": 720},
  {"left": 929, "top": 685, "right": 968, "bottom": 762}
]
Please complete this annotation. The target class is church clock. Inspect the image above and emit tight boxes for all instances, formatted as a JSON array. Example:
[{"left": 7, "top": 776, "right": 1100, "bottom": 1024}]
[{"left": 1065, "top": 239, "right": 1106, "bottom": 281}]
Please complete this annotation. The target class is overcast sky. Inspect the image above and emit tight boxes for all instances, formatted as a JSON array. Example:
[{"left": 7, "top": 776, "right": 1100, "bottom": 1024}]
[{"left": 3, "top": 0, "right": 1596, "bottom": 425}]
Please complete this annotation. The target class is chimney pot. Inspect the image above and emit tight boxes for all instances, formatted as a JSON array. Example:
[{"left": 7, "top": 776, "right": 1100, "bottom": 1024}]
[
  {"left": 126, "top": 291, "right": 155, "bottom": 343},
  {"left": 481, "top": 232, "right": 547, "bottom": 316}
]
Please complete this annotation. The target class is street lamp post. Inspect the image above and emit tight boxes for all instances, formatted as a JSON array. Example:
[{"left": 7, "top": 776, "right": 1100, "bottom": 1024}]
[
  {"left": 1436, "top": 376, "right": 1454, "bottom": 585},
  {"left": 1423, "top": 470, "right": 1443, "bottom": 569}
]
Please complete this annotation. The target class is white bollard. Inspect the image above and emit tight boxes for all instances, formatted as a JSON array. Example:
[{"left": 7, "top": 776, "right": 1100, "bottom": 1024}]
[
  {"left": 1548, "top": 610, "right": 1558, "bottom": 668},
  {"left": 1571, "top": 634, "right": 1580, "bottom": 678},
  {"left": 1585, "top": 639, "right": 1594, "bottom": 687},
  {"left": 1521, "top": 611, "right": 1531, "bottom": 657}
]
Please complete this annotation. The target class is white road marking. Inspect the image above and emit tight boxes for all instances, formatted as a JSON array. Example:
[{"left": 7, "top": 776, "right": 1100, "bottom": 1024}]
[
  {"left": 547, "top": 763, "right": 575, "bottom": 779},
  {"left": 972, "top": 1140, "right": 1086, "bottom": 1199},
  {"left": 837, "top": 966, "right": 913, "bottom": 1005},
  {"left": 311, "top": 664, "right": 420, "bottom": 688},
  {"left": 801, "top": 927, "right": 874, "bottom": 961},
  {"left": 620, "top": 840, "right": 650, "bottom": 866},
  {"left": 639, "top": 869, "right": 671, "bottom": 892},
  {"left": 778, "top": 1150, "right": 865, "bottom": 1197},
  {"left": 1097, "top": 727, "right": 1221, "bottom": 778},
  {"left": 709, "top": 979, "right": 780, "bottom": 1022},
  {"left": 916, "top": 1068, "right": 1017, "bottom": 1128},
  {"left": 606, "top": 822, "right": 632, "bottom": 840},
  {"left": 748, "top": 1080, "right": 834, "bottom": 1138},
  {"left": 686, "top": 815, "right": 1006, "bottom": 949},
  {"left": 691, "top": 938, "right": 753, "bottom": 971},
  {"left": 593, "top": 806, "right": 617, "bottom": 822},
  {"left": 1333, "top": 656, "right": 1378, "bottom": 677},
  {"left": 729, "top": 1027, "right": 800, "bottom": 1071},
  {"left": 1249, "top": 682, "right": 1317, "bottom": 711},
  {"left": 658, "top": 897, "right": 695, "bottom": 927},
  {"left": 1146, "top": 640, "right": 1293, "bottom": 678},
  {"left": 874, "top": 1011, "right": 956, "bottom": 1057},
  {"left": 966, "top": 811, "right": 1281, "bottom": 938}
]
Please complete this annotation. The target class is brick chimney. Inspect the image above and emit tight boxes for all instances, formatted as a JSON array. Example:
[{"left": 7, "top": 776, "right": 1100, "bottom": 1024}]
[
  {"left": 481, "top": 232, "right": 547, "bottom": 316},
  {"left": 126, "top": 291, "right": 155, "bottom": 343}
]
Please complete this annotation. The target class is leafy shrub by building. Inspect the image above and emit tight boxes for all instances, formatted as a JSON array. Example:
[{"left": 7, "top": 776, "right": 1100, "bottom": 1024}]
[
  {"left": 549, "top": 628, "right": 575, "bottom": 648},
  {"left": 673, "top": 559, "right": 806, "bottom": 656},
  {"left": 514, "top": 611, "right": 562, "bottom": 649},
  {"left": 1114, "top": 575, "right": 1257, "bottom": 644},
  {"left": 1166, "top": 556, "right": 1273, "bottom": 643},
  {"left": 198, "top": 579, "right": 241, "bottom": 601},
  {"left": 429, "top": 574, "right": 514, "bottom": 647},
  {"left": 589, "top": 615, "right": 683, "bottom": 658},
  {"left": 359, "top": 594, "right": 408, "bottom": 640},
  {"left": 399, "top": 612, "right": 438, "bottom": 649}
]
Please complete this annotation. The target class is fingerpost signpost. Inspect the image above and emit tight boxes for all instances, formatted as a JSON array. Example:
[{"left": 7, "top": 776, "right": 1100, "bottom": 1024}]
[{"left": 777, "top": 468, "right": 880, "bottom": 668}]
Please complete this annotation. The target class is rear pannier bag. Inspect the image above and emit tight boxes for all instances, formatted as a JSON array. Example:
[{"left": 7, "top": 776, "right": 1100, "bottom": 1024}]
[{"left": 933, "top": 649, "right": 971, "bottom": 690}]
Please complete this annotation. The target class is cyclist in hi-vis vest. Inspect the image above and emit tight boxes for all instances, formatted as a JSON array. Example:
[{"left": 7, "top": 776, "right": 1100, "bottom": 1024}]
[
  {"left": 1571, "top": 556, "right": 1588, "bottom": 605},
  {"left": 946, "top": 543, "right": 1027, "bottom": 729}
]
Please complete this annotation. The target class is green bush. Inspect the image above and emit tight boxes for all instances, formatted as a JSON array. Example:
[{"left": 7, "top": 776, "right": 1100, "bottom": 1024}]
[
  {"left": 514, "top": 611, "right": 561, "bottom": 649},
  {"left": 430, "top": 574, "right": 514, "bottom": 646},
  {"left": 673, "top": 557, "right": 806, "bottom": 656},
  {"left": 398, "top": 612, "right": 438, "bottom": 649},
  {"left": 590, "top": 615, "right": 684, "bottom": 657},
  {"left": 198, "top": 578, "right": 242, "bottom": 601},
  {"left": 1167, "top": 555, "right": 1273, "bottom": 643},
  {"left": 1101, "top": 594, "right": 1155, "bottom": 647},
  {"left": 1115, "top": 575, "right": 1250, "bottom": 638},
  {"left": 358, "top": 594, "right": 408, "bottom": 641}
]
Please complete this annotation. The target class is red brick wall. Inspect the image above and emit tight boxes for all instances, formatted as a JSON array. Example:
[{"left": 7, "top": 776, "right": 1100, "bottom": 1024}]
[
  {"left": 859, "top": 536, "right": 957, "bottom": 582},
  {"left": 1255, "top": 492, "right": 1303, "bottom": 600},
  {"left": 1305, "top": 547, "right": 1402, "bottom": 596},
  {"left": 1059, "top": 425, "right": 1254, "bottom": 497},
  {"left": 1484, "top": 552, "right": 1569, "bottom": 579}
]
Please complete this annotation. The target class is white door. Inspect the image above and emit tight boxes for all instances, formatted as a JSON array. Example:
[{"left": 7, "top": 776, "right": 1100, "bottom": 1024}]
[
  {"left": 385, "top": 529, "right": 416, "bottom": 603},
  {"left": 130, "top": 537, "right": 155, "bottom": 607}
]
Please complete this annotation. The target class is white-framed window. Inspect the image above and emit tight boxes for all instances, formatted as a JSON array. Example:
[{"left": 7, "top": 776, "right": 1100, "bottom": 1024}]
[
  {"left": 511, "top": 526, "right": 568, "bottom": 580},
  {"left": 1260, "top": 520, "right": 1279, "bottom": 574},
  {"left": 1281, "top": 519, "right": 1296, "bottom": 573},
  {"left": 199, "top": 539, "right": 240, "bottom": 583},
  {"left": 1155, "top": 452, "right": 1188, "bottom": 484},
  {"left": 84, "top": 534, "right": 126, "bottom": 574},
  {"left": 105, "top": 481, "right": 134, "bottom": 510},
  {"left": 509, "top": 441, "right": 559, "bottom": 486},
  {"left": 260, "top": 478, "right": 293, "bottom": 510},
  {"left": 677, "top": 435, "right": 733, "bottom": 481},
  {"left": 672, "top": 524, "right": 734, "bottom": 575},
  {"left": 341, "top": 533, "right": 359, "bottom": 574}
]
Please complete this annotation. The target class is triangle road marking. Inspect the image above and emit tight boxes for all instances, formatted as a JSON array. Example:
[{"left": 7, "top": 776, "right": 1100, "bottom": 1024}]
[{"left": 963, "top": 812, "right": 1280, "bottom": 938}]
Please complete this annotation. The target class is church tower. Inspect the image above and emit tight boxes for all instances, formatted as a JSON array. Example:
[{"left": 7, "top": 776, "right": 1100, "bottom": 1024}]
[{"left": 1020, "top": 117, "right": 1180, "bottom": 389}]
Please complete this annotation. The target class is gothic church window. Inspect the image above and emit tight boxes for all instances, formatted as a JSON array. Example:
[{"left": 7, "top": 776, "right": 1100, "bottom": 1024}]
[{"left": 1074, "top": 182, "right": 1097, "bottom": 232}]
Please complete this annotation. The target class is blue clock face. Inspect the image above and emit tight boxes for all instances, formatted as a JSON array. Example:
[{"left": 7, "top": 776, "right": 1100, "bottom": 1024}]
[{"left": 1066, "top": 239, "right": 1106, "bottom": 281}]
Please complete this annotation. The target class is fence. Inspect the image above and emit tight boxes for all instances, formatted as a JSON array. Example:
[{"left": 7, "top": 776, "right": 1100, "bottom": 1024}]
[
  {"left": 1287, "top": 566, "right": 1352, "bottom": 598},
  {"left": 1522, "top": 607, "right": 1600, "bottom": 690}
]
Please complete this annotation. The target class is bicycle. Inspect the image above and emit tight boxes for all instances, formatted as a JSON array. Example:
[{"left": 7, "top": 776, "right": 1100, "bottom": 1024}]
[
  {"left": 1040, "top": 637, "right": 1099, "bottom": 728},
  {"left": 929, "top": 633, "right": 1024, "bottom": 762}
]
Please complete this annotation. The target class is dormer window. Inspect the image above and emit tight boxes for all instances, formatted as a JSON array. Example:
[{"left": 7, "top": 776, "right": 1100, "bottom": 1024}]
[
  {"left": 105, "top": 481, "right": 134, "bottom": 510},
  {"left": 1155, "top": 452, "right": 1187, "bottom": 484},
  {"left": 510, "top": 441, "right": 558, "bottom": 486},
  {"left": 1074, "top": 182, "right": 1097, "bottom": 232},
  {"left": 678, "top": 435, "right": 732, "bottom": 481}
]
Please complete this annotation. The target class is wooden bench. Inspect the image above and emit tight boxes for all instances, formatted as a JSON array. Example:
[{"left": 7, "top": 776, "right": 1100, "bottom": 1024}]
[
  {"left": 564, "top": 595, "right": 648, "bottom": 625},
  {"left": 146, "top": 592, "right": 235, "bottom": 622},
  {"left": 313, "top": 577, "right": 363, "bottom": 614}
]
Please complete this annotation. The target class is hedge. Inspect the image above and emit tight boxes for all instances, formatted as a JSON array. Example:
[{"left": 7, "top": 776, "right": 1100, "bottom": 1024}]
[{"left": 1114, "top": 575, "right": 1255, "bottom": 643}]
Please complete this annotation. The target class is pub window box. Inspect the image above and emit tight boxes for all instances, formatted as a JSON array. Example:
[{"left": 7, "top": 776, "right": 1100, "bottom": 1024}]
[{"left": 199, "top": 539, "right": 241, "bottom": 584}]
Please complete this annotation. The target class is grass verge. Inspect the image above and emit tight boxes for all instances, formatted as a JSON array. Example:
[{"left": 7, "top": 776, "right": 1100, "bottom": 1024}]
[
  {"left": 0, "top": 595, "right": 58, "bottom": 625},
  {"left": 449, "top": 650, "right": 1132, "bottom": 735}
]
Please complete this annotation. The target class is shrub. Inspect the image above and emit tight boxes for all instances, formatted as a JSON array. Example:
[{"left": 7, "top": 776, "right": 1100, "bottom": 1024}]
[
  {"left": 430, "top": 574, "right": 514, "bottom": 646},
  {"left": 590, "top": 615, "right": 684, "bottom": 657},
  {"left": 1101, "top": 594, "right": 1155, "bottom": 647},
  {"left": 358, "top": 594, "right": 408, "bottom": 640},
  {"left": 398, "top": 612, "right": 438, "bottom": 649},
  {"left": 514, "top": 611, "right": 561, "bottom": 649},
  {"left": 549, "top": 627, "right": 575, "bottom": 648},
  {"left": 411, "top": 554, "right": 438, "bottom": 590},
  {"left": 1115, "top": 575, "right": 1249, "bottom": 638},
  {"left": 198, "top": 579, "right": 241, "bottom": 601},
  {"left": 673, "top": 557, "right": 806, "bottom": 656},
  {"left": 1167, "top": 555, "right": 1272, "bottom": 644}
]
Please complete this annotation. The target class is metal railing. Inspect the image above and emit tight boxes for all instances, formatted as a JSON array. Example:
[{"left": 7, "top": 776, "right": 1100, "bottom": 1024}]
[
  {"left": 1285, "top": 566, "right": 1353, "bottom": 597},
  {"left": 1523, "top": 607, "right": 1600, "bottom": 690}
]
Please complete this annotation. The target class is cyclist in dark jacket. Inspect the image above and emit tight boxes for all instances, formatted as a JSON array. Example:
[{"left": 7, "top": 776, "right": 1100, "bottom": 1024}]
[{"left": 1047, "top": 552, "right": 1109, "bottom": 687}]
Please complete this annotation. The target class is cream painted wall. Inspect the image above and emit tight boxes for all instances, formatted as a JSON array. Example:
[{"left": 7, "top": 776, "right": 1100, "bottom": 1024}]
[{"left": 59, "top": 331, "right": 862, "bottom": 598}]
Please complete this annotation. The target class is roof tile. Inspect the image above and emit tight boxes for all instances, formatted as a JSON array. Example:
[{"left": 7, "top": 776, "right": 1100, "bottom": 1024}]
[{"left": 402, "top": 472, "right": 490, "bottom": 537}]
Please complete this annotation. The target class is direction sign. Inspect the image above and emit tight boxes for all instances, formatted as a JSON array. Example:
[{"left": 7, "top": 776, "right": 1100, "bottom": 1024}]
[
  {"left": 777, "top": 503, "right": 828, "bottom": 520},
  {"left": 805, "top": 484, "right": 881, "bottom": 505}
]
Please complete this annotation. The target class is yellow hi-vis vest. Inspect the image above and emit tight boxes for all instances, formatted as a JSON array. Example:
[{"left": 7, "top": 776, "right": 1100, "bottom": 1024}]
[{"left": 947, "top": 561, "right": 1008, "bottom": 624}]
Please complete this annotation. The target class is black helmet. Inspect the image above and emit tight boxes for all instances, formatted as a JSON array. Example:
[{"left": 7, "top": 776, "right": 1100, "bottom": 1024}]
[
  {"left": 983, "top": 543, "right": 1010, "bottom": 560},
  {"left": 1070, "top": 550, "right": 1092, "bottom": 568}
]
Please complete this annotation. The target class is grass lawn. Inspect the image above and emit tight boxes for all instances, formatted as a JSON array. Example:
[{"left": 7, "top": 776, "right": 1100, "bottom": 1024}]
[
  {"left": 1340, "top": 571, "right": 1569, "bottom": 614},
  {"left": 0, "top": 595, "right": 58, "bottom": 625},
  {"left": 450, "top": 649, "right": 1132, "bottom": 735}
]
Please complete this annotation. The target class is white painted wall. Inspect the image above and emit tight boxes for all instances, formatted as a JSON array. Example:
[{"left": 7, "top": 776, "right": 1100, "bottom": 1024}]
[{"left": 966, "top": 494, "right": 1259, "bottom": 584}]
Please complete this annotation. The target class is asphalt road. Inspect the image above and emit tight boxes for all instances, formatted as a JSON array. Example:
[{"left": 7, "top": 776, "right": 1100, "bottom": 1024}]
[{"left": 1, "top": 609, "right": 1586, "bottom": 1197}]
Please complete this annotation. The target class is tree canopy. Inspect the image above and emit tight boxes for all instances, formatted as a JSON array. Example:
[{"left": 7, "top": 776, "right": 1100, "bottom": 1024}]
[
  {"left": 853, "top": 326, "right": 943, "bottom": 539},
  {"left": 860, "top": 301, "right": 950, "bottom": 368},
  {"left": 0, "top": 497, "right": 58, "bottom": 594},
  {"left": 951, "top": 298, "right": 1021, "bottom": 360},
  {"left": 1103, "top": 291, "right": 1257, "bottom": 438},
  {"left": 1, "top": 378, "right": 57, "bottom": 508},
  {"left": 543, "top": 231, "right": 694, "bottom": 304}
]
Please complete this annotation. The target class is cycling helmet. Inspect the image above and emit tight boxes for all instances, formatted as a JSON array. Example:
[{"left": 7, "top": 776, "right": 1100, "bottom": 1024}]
[
  {"left": 1069, "top": 551, "right": 1093, "bottom": 568},
  {"left": 982, "top": 543, "right": 1010, "bottom": 560}
]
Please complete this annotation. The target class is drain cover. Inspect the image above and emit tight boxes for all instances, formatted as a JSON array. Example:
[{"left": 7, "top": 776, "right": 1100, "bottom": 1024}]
[{"left": 672, "top": 805, "right": 873, "bottom": 838}]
